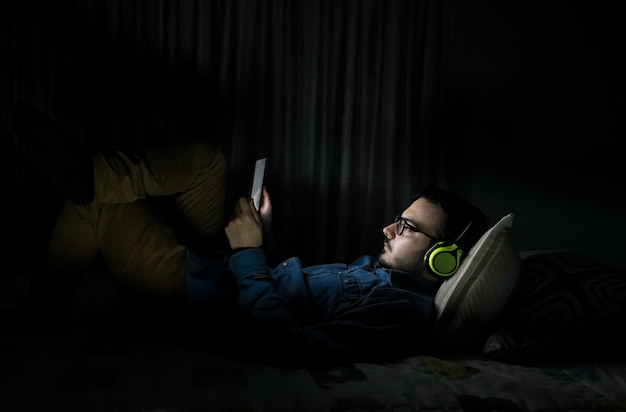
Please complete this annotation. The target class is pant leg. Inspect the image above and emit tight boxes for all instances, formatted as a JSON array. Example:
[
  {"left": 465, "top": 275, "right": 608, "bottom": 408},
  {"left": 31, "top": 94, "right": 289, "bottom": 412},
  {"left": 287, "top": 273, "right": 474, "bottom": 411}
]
[
  {"left": 46, "top": 200, "right": 100, "bottom": 273},
  {"left": 92, "top": 141, "right": 227, "bottom": 238},
  {"left": 93, "top": 200, "right": 188, "bottom": 302},
  {"left": 45, "top": 199, "right": 188, "bottom": 301},
  {"left": 42, "top": 141, "right": 227, "bottom": 306}
]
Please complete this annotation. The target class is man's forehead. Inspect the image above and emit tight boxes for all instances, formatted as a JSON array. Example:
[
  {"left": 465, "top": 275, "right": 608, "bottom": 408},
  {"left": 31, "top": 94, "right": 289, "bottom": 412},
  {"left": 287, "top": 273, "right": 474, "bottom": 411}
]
[{"left": 403, "top": 198, "right": 446, "bottom": 227}]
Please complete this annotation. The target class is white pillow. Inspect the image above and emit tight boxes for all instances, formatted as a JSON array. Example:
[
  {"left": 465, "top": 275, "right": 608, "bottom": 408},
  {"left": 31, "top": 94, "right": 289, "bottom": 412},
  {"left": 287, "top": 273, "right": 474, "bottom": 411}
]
[{"left": 428, "top": 213, "right": 520, "bottom": 352}]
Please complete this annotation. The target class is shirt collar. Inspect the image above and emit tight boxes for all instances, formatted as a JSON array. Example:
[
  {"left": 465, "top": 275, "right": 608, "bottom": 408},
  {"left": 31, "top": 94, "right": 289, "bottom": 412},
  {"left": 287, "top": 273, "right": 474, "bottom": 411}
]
[
  {"left": 371, "top": 258, "right": 440, "bottom": 296},
  {"left": 388, "top": 269, "right": 440, "bottom": 296}
]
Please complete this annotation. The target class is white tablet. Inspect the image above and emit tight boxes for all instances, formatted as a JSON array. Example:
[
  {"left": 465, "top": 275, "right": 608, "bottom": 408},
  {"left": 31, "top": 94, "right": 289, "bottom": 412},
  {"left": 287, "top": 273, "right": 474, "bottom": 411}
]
[{"left": 249, "top": 157, "right": 266, "bottom": 211}]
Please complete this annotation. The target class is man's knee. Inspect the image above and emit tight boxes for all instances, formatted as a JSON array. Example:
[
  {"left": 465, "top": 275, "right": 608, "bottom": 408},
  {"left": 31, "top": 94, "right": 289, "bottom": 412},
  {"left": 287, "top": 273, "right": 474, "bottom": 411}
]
[{"left": 187, "top": 141, "right": 227, "bottom": 178}]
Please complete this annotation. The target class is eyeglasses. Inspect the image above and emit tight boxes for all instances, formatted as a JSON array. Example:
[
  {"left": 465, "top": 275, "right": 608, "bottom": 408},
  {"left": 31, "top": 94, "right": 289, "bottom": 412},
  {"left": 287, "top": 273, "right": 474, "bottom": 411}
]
[{"left": 394, "top": 215, "right": 439, "bottom": 240}]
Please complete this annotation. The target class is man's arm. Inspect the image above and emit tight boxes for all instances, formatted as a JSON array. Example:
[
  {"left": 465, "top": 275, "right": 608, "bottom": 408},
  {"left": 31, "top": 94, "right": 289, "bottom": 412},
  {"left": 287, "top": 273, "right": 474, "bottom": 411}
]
[{"left": 224, "top": 192, "right": 432, "bottom": 366}]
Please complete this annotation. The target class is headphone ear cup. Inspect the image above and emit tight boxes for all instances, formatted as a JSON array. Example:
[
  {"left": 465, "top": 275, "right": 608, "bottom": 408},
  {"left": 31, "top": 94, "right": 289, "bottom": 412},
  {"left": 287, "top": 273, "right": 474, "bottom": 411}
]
[{"left": 424, "top": 242, "right": 463, "bottom": 278}]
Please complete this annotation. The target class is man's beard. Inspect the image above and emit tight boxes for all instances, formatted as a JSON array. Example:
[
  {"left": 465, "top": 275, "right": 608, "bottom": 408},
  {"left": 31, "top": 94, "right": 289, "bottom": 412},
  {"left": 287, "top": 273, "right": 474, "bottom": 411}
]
[
  {"left": 378, "top": 240, "right": 426, "bottom": 275},
  {"left": 377, "top": 239, "right": 391, "bottom": 268}
]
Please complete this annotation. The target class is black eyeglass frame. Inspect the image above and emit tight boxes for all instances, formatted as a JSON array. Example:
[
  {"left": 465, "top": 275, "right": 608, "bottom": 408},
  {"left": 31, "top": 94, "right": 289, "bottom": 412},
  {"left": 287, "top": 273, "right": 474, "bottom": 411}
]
[{"left": 394, "top": 215, "right": 440, "bottom": 241}]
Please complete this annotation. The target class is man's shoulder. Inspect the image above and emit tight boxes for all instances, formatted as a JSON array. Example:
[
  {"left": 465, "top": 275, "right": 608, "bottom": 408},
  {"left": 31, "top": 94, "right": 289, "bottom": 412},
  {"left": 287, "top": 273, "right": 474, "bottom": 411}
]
[{"left": 349, "top": 255, "right": 377, "bottom": 267}]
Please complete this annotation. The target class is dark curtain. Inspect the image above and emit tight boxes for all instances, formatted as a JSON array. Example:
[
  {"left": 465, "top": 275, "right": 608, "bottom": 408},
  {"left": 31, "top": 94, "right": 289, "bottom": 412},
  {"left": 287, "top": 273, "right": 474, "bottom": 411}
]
[{"left": 1, "top": 0, "right": 455, "bottom": 269}]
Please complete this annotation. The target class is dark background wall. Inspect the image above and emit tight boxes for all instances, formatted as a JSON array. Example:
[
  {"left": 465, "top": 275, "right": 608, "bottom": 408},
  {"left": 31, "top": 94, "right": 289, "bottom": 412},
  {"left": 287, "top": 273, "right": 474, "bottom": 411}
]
[
  {"left": 2, "top": 0, "right": 451, "bottom": 270},
  {"left": 444, "top": 1, "right": 625, "bottom": 255},
  {"left": 2, "top": 0, "right": 624, "bottom": 276}
]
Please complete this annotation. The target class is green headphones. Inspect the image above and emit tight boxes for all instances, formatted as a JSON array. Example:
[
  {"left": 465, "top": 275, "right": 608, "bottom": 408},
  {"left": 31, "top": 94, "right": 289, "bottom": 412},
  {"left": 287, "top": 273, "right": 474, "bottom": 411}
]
[{"left": 424, "top": 220, "right": 473, "bottom": 278}]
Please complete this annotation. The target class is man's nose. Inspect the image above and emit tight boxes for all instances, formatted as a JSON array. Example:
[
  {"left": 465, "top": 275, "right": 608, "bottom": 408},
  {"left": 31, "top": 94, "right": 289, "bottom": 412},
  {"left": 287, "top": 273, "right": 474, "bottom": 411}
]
[{"left": 382, "top": 223, "right": 396, "bottom": 238}]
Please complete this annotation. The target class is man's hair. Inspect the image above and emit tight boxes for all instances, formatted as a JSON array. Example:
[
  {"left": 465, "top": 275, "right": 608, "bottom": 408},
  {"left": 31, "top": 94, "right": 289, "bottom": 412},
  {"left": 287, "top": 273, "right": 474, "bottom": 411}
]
[{"left": 412, "top": 187, "right": 489, "bottom": 253}]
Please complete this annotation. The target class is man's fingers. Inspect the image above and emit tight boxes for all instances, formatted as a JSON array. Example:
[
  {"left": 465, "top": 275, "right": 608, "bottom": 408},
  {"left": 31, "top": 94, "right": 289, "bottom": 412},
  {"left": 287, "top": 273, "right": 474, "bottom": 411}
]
[
  {"left": 234, "top": 197, "right": 249, "bottom": 215},
  {"left": 232, "top": 197, "right": 262, "bottom": 225}
]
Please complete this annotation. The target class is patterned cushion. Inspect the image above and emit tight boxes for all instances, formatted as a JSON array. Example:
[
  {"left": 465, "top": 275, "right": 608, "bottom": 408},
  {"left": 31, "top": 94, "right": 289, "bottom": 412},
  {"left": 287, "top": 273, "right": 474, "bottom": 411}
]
[
  {"left": 483, "top": 251, "right": 626, "bottom": 360},
  {"left": 429, "top": 213, "right": 521, "bottom": 352}
]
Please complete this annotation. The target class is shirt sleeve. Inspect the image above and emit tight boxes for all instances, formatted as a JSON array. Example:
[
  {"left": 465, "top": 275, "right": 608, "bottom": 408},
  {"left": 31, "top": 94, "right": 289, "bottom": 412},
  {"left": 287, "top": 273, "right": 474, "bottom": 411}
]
[{"left": 228, "top": 247, "right": 291, "bottom": 321}]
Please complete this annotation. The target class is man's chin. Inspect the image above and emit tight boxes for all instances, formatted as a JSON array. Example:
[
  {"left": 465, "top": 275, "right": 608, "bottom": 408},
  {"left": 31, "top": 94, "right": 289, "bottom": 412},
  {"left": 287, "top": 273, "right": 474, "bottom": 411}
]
[{"left": 377, "top": 253, "right": 391, "bottom": 268}]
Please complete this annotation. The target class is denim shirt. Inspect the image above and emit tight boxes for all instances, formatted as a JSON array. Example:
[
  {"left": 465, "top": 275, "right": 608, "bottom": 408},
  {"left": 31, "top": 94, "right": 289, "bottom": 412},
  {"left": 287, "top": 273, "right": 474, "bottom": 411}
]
[{"left": 186, "top": 234, "right": 439, "bottom": 366}]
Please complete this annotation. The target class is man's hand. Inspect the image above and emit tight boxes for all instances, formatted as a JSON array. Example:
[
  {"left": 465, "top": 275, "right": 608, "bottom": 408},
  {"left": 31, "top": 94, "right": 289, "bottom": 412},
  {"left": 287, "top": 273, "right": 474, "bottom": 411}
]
[{"left": 225, "top": 197, "right": 264, "bottom": 249}]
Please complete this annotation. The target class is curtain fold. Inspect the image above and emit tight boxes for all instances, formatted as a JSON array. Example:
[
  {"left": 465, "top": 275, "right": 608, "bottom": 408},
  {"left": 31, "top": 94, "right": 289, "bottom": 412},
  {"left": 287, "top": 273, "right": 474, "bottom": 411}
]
[{"left": 2, "top": 0, "right": 454, "bottom": 267}]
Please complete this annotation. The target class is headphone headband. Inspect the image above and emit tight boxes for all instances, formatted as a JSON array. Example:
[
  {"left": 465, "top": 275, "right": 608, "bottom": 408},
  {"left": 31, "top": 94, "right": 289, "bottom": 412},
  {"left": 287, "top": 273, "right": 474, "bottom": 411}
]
[{"left": 453, "top": 219, "right": 473, "bottom": 245}]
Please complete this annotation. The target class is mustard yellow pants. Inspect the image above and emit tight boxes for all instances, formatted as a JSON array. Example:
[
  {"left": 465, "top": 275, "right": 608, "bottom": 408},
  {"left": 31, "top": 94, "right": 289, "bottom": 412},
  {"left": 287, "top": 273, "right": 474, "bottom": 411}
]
[{"left": 45, "top": 141, "right": 227, "bottom": 304}]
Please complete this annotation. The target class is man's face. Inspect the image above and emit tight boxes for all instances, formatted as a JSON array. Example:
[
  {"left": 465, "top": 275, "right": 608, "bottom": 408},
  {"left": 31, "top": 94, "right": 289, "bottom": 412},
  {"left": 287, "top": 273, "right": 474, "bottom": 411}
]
[{"left": 378, "top": 197, "right": 447, "bottom": 279}]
